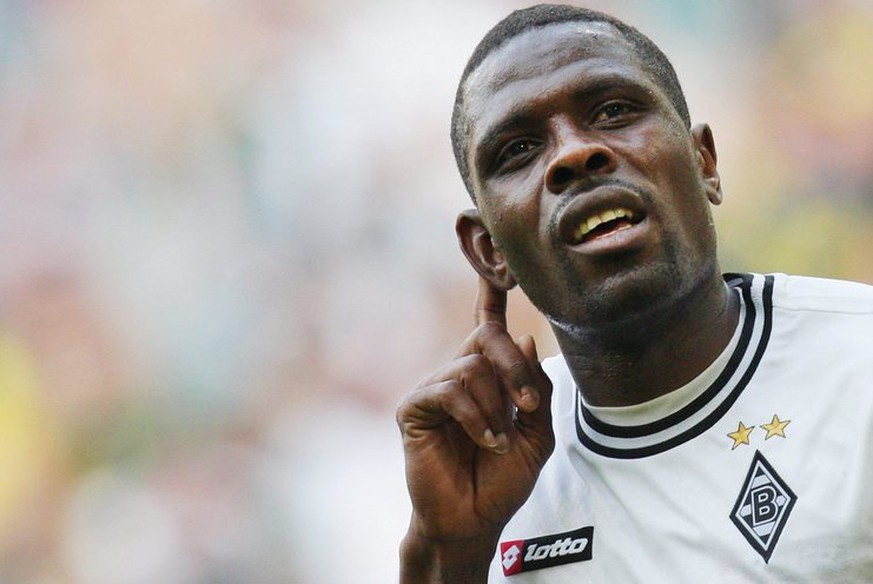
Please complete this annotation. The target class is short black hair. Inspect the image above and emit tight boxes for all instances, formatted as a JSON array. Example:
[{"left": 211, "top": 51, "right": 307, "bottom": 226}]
[{"left": 451, "top": 4, "right": 691, "bottom": 200}]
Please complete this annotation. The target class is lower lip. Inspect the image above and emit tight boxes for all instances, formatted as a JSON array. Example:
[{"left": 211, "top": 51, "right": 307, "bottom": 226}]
[{"left": 568, "top": 219, "right": 649, "bottom": 256}]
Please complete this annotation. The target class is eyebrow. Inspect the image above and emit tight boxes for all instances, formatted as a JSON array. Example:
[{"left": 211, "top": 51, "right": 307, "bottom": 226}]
[
  {"left": 473, "top": 111, "right": 537, "bottom": 170},
  {"left": 472, "top": 72, "right": 653, "bottom": 169}
]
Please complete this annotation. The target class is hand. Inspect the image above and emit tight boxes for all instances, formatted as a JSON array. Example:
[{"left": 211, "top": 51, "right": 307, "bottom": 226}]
[{"left": 397, "top": 277, "right": 554, "bottom": 580}]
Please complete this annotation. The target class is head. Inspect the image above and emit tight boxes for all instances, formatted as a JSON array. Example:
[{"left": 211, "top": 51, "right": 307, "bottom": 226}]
[
  {"left": 452, "top": 4, "right": 723, "bottom": 339},
  {"left": 451, "top": 4, "right": 691, "bottom": 201}
]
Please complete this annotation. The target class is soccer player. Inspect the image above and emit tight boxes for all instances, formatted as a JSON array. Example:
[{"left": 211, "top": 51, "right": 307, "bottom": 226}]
[{"left": 396, "top": 4, "right": 873, "bottom": 583}]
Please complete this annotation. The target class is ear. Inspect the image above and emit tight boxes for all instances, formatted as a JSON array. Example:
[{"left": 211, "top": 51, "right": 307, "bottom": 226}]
[
  {"left": 691, "top": 123, "right": 722, "bottom": 205},
  {"left": 456, "top": 209, "right": 517, "bottom": 291}
]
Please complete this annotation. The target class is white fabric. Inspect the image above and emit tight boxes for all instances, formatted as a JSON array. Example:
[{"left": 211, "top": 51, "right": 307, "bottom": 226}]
[{"left": 489, "top": 273, "right": 873, "bottom": 583}]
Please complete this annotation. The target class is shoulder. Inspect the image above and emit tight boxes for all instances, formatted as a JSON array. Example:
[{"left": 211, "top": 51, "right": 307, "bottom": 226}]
[
  {"left": 769, "top": 273, "right": 873, "bottom": 315},
  {"left": 762, "top": 273, "right": 873, "bottom": 360}
]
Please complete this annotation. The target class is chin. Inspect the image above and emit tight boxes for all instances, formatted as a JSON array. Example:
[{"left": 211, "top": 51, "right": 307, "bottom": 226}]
[{"left": 540, "top": 257, "right": 714, "bottom": 342}]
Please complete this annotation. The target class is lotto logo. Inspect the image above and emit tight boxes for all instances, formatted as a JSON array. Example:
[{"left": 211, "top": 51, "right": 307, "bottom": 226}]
[
  {"left": 499, "top": 526, "right": 594, "bottom": 576},
  {"left": 501, "top": 543, "right": 522, "bottom": 572}
]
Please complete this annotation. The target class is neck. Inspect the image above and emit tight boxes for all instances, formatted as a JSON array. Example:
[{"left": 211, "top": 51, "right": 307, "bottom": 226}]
[{"left": 554, "top": 275, "right": 739, "bottom": 407}]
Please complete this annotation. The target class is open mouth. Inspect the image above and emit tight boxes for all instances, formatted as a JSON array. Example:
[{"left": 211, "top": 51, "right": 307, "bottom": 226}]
[{"left": 571, "top": 207, "right": 643, "bottom": 244}]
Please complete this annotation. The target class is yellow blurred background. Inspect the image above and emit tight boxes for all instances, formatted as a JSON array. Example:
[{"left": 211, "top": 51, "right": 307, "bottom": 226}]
[{"left": 0, "top": 1, "right": 871, "bottom": 582}]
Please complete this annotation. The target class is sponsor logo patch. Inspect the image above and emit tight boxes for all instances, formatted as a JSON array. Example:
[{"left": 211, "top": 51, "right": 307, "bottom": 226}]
[
  {"left": 499, "top": 526, "right": 593, "bottom": 576},
  {"left": 730, "top": 450, "right": 796, "bottom": 563}
]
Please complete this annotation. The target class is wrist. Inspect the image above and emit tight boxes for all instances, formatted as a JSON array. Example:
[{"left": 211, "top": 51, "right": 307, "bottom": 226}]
[{"left": 399, "top": 529, "right": 498, "bottom": 584}]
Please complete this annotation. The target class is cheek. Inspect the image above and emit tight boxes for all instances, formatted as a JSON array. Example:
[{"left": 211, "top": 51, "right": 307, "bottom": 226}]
[
  {"left": 493, "top": 222, "right": 543, "bottom": 272},
  {"left": 640, "top": 136, "right": 706, "bottom": 205},
  {"left": 481, "top": 180, "right": 548, "bottom": 246},
  {"left": 635, "top": 140, "right": 716, "bottom": 247},
  {"left": 488, "top": 210, "right": 553, "bottom": 286}
]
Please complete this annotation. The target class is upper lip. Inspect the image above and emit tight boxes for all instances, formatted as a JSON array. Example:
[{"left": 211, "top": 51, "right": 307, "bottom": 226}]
[{"left": 556, "top": 183, "right": 648, "bottom": 246}]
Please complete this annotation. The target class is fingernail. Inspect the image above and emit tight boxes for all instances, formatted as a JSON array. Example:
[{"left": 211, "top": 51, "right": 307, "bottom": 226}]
[
  {"left": 483, "top": 429, "right": 498, "bottom": 448},
  {"left": 494, "top": 432, "right": 510, "bottom": 454},
  {"left": 520, "top": 386, "right": 539, "bottom": 410}
]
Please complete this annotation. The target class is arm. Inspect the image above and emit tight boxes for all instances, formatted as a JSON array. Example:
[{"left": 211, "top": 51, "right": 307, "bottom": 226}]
[{"left": 396, "top": 278, "right": 555, "bottom": 583}]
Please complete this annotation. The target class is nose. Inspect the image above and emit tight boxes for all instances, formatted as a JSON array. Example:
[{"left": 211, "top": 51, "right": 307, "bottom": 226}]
[{"left": 544, "top": 130, "right": 617, "bottom": 194}]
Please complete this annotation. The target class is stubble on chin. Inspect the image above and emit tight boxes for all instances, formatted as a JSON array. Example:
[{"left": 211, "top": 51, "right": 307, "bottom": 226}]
[{"left": 532, "top": 236, "right": 713, "bottom": 345}]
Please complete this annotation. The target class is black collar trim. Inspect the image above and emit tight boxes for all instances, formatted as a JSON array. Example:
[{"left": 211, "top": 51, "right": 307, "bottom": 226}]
[{"left": 574, "top": 273, "right": 774, "bottom": 459}]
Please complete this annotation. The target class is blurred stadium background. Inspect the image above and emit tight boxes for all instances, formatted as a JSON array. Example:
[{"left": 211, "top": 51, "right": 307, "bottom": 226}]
[{"left": 0, "top": 0, "right": 871, "bottom": 582}]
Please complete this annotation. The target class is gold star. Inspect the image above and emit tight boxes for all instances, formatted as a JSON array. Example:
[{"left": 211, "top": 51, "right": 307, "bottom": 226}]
[
  {"left": 728, "top": 421, "right": 755, "bottom": 450},
  {"left": 761, "top": 414, "right": 791, "bottom": 440}
]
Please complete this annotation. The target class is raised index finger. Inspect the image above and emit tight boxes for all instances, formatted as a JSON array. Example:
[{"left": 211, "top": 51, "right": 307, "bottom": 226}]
[
  {"left": 469, "top": 276, "right": 543, "bottom": 416},
  {"left": 475, "top": 276, "right": 508, "bottom": 328}
]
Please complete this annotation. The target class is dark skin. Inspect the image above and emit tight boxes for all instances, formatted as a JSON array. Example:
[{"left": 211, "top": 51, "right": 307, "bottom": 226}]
[
  {"left": 397, "top": 21, "right": 739, "bottom": 583},
  {"left": 397, "top": 278, "right": 554, "bottom": 582}
]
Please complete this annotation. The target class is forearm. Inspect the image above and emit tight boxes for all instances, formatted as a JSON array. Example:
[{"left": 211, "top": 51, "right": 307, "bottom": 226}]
[{"left": 399, "top": 530, "right": 498, "bottom": 584}]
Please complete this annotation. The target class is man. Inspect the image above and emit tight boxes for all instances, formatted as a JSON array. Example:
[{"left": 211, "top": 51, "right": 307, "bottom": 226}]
[{"left": 396, "top": 4, "right": 873, "bottom": 583}]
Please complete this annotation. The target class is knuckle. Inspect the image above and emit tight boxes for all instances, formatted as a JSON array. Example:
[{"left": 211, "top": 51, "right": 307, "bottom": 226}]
[
  {"left": 476, "top": 321, "right": 504, "bottom": 338},
  {"left": 431, "top": 379, "right": 463, "bottom": 406},
  {"left": 507, "top": 357, "right": 527, "bottom": 375},
  {"left": 458, "top": 356, "right": 495, "bottom": 389},
  {"left": 505, "top": 357, "right": 531, "bottom": 386},
  {"left": 461, "top": 353, "right": 491, "bottom": 374},
  {"left": 395, "top": 389, "right": 418, "bottom": 417},
  {"left": 440, "top": 378, "right": 463, "bottom": 397},
  {"left": 395, "top": 382, "right": 459, "bottom": 434},
  {"left": 394, "top": 389, "right": 423, "bottom": 428}
]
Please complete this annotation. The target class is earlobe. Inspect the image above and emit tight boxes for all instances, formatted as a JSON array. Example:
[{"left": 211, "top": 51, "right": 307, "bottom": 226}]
[
  {"left": 691, "top": 123, "right": 723, "bottom": 205},
  {"left": 456, "top": 209, "right": 517, "bottom": 291}
]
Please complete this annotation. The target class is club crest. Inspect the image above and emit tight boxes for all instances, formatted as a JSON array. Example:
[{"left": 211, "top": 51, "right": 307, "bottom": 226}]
[{"left": 730, "top": 450, "right": 797, "bottom": 563}]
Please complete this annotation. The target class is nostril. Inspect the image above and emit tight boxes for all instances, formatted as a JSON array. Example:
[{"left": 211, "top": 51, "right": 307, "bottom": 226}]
[
  {"left": 547, "top": 146, "right": 615, "bottom": 193},
  {"left": 551, "top": 166, "right": 574, "bottom": 187},
  {"left": 587, "top": 152, "right": 609, "bottom": 172}
]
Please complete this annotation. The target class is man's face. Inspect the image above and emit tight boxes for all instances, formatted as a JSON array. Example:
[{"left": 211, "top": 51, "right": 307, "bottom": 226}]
[{"left": 462, "top": 22, "right": 721, "bottom": 333}]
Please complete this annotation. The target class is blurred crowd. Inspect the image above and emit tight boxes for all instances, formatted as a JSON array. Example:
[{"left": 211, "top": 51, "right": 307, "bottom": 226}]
[{"left": 0, "top": 0, "right": 871, "bottom": 582}]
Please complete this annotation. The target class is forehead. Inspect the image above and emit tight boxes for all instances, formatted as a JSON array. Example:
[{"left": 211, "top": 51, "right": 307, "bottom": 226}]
[
  {"left": 467, "top": 21, "right": 641, "bottom": 95},
  {"left": 462, "top": 21, "right": 653, "bottom": 143}
]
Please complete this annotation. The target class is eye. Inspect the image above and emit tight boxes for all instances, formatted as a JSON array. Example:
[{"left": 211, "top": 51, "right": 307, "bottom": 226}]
[
  {"left": 494, "top": 137, "right": 540, "bottom": 171},
  {"left": 591, "top": 101, "right": 638, "bottom": 125}
]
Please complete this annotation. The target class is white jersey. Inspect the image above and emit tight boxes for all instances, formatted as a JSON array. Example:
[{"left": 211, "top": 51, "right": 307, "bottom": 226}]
[{"left": 490, "top": 273, "right": 873, "bottom": 583}]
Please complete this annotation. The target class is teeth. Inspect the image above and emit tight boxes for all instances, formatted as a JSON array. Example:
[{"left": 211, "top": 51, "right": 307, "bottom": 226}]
[{"left": 573, "top": 208, "right": 635, "bottom": 242}]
